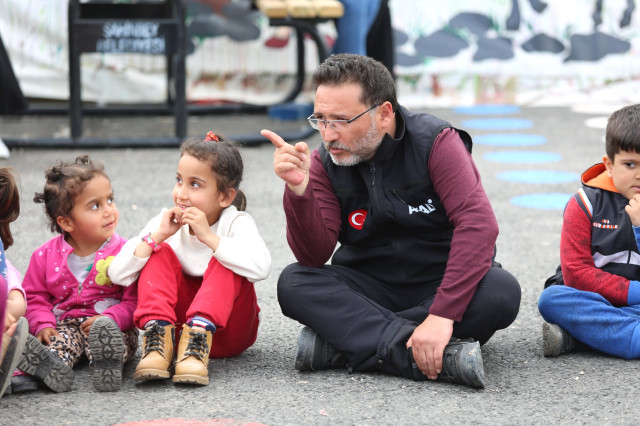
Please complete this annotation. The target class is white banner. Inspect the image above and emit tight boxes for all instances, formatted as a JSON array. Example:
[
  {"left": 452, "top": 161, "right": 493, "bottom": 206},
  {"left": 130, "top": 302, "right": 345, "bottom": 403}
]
[{"left": 1, "top": 0, "right": 638, "bottom": 106}]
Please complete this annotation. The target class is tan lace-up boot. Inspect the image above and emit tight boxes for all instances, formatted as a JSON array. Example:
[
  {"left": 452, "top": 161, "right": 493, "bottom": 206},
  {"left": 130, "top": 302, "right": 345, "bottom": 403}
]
[
  {"left": 134, "top": 323, "right": 175, "bottom": 381},
  {"left": 172, "top": 324, "right": 212, "bottom": 385}
]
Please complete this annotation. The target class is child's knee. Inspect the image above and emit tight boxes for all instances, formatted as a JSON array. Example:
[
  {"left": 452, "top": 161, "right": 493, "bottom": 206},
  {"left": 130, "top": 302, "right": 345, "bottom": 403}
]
[{"left": 537, "top": 285, "right": 565, "bottom": 318}]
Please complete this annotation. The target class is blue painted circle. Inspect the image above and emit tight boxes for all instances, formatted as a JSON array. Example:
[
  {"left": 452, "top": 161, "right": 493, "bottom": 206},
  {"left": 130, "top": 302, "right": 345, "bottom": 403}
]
[
  {"left": 496, "top": 170, "right": 578, "bottom": 184},
  {"left": 510, "top": 193, "right": 573, "bottom": 210},
  {"left": 463, "top": 118, "right": 534, "bottom": 130},
  {"left": 484, "top": 151, "right": 562, "bottom": 163},
  {"left": 454, "top": 105, "right": 520, "bottom": 115},
  {"left": 474, "top": 133, "right": 547, "bottom": 147}
]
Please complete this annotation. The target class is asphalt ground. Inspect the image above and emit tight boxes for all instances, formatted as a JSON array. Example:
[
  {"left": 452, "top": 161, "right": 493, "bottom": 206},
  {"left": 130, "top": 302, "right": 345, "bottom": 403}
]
[{"left": 0, "top": 105, "right": 636, "bottom": 425}]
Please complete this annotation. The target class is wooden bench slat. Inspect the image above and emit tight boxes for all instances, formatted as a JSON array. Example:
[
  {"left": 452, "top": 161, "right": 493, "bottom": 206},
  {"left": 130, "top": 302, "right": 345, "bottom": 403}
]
[
  {"left": 256, "top": 0, "right": 288, "bottom": 18},
  {"left": 257, "top": 0, "right": 344, "bottom": 19},
  {"left": 285, "top": 0, "right": 317, "bottom": 19}
]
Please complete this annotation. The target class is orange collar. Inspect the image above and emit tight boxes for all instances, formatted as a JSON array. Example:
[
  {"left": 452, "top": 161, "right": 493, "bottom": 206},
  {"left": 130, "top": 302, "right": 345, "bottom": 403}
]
[{"left": 582, "top": 163, "right": 618, "bottom": 193}]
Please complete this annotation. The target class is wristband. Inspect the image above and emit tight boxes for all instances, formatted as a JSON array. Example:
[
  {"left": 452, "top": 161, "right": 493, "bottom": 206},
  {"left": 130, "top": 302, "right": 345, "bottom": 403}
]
[{"left": 142, "top": 233, "right": 161, "bottom": 252}]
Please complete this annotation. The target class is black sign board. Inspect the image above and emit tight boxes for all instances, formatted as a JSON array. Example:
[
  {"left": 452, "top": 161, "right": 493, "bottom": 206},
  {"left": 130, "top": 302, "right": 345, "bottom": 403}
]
[{"left": 72, "top": 20, "right": 178, "bottom": 54}]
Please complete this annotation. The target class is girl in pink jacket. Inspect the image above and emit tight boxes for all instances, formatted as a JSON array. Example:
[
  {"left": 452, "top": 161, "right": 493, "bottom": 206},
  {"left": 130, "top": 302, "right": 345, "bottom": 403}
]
[{"left": 20, "top": 155, "right": 137, "bottom": 393}]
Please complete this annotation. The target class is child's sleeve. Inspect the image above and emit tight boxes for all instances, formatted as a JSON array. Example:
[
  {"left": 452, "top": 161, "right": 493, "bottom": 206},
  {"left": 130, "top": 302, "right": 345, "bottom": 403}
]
[
  {"left": 560, "top": 196, "right": 629, "bottom": 305},
  {"left": 22, "top": 250, "right": 57, "bottom": 335},
  {"left": 627, "top": 227, "right": 640, "bottom": 305},
  {"left": 106, "top": 238, "right": 147, "bottom": 286},
  {"left": 108, "top": 213, "right": 162, "bottom": 286},
  {"left": 214, "top": 214, "right": 271, "bottom": 282},
  {"left": 102, "top": 281, "right": 137, "bottom": 331},
  {"left": 5, "top": 259, "right": 25, "bottom": 303}
]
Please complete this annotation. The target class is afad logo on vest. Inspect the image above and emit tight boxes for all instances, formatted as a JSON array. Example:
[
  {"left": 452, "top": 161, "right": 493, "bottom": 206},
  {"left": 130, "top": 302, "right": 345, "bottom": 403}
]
[{"left": 349, "top": 209, "right": 367, "bottom": 230}]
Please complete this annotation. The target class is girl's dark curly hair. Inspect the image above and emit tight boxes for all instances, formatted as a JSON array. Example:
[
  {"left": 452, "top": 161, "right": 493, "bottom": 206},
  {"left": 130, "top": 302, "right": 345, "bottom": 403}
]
[
  {"left": 0, "top": 167, "right": 20, "bottom": 248},
  {"left": 34, "top": 155, "right": 108, "bottom": 234},
  {"left": 180, "top": 132, "right": 246, "bottom": 211}
]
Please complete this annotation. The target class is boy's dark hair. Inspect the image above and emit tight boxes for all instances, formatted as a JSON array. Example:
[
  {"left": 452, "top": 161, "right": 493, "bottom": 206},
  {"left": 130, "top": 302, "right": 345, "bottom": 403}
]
[
  {"left": 180, "top": 133, "right": 246, "bottom": 211},
  {"left": 312, "top": 53, "right": 399, "bottom": 113},
  {"left": 0, "top": 167, "right": 20, "bottom": 248},
  {"left": 606, "top": 104, "right": 640, "bottom": 159},
  {"left": 34, "top": 155, "right": 108, "bottom": 234}
]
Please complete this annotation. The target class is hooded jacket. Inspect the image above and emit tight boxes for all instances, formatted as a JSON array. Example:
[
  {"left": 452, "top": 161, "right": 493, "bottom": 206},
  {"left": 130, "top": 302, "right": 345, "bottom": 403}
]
[
  {"left": 22, "top": 233, "right": 137, "bottom": 335},
  {"left": 550, "top": 163, "right": 640, "bottom": 305}
]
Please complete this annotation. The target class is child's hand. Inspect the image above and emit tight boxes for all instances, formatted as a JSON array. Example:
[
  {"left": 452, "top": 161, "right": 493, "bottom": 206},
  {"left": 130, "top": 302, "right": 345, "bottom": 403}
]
[
  {"left": 80, "top": 315, "right": 102, "bottom": 335},
  {"left": 2, "top": 323, "right": 18, "bottom": 355},
  {"left": 181, "top": 207, "right": 211, "bottom": 239},
  {"left": 7, "top": 289, "right": 26, "bottom": 320},
  {"left": 37, "top": 327, "right": 60, "bottom": 345},
  {"left": 158, "top": 207, "right": 184, "bottom": 240},
  {"left": 3, "top": 311, "right": 16, "bottom": 333},
  {"left": 625, "top": 194, "right": 640, "bottom": 226}
]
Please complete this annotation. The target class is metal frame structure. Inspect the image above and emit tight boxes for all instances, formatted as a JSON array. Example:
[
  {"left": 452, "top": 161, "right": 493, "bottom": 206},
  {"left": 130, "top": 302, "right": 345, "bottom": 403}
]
[{"left": 1, "top": 2, "right": 330, "bottom": 148}]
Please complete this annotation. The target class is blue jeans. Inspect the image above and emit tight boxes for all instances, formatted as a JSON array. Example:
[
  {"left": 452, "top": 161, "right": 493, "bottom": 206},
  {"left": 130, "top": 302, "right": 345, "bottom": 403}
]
[
  {"left": 333, "top": 0, "right": 382, "bottom": 55},
  {"left": 538, "top": 285, "right": 640, "bottom": 359}
]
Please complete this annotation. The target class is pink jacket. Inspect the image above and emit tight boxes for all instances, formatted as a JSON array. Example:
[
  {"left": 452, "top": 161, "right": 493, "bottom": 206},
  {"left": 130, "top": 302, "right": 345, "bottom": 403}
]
[{"left": 23, "top": 233, "right": 137, "bottom": 335}]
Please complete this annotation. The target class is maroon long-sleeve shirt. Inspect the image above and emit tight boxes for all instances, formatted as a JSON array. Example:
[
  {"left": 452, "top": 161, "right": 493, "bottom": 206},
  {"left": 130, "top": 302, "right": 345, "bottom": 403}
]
[{"left": 283, "top": 127, "right": 499, "bottom": 322}]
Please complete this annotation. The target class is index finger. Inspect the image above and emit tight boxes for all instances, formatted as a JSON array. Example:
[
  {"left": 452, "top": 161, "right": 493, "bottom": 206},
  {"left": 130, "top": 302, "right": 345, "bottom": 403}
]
[
  {"left": 425, "top": 347, "right": 437, "bottom": 379},
  {"left": 434, "top": 348, "right": 443, "bottom": 375},
  {"left": 167, "top": 206, "right": 182, "bottom": 219},
  {"left": 261, "top": 129, "right": 288, "bottom": 148}
]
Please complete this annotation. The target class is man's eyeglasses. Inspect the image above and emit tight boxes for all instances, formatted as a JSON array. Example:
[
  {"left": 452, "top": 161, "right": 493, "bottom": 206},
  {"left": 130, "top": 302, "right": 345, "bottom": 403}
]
[{"left": 307, "top": 104, "right": 381, "bottom": 132}]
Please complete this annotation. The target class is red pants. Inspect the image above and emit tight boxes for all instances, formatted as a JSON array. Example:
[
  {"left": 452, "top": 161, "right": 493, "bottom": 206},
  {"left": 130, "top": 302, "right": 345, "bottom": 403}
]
[{"left": 134, "top": 244, "right": 260, "bottom": 358}]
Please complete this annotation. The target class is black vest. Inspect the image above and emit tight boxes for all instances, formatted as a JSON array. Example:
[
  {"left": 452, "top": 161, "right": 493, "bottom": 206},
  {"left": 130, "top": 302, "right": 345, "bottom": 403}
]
[
  {"left": 545, "top": 186, "right": 640, "bottom": 288},
  {"left": 320, "top": 106, "right": 472, "bottom": 286},
  {"left": 577, "top": 187, "right": 640, "bottom": 279}
]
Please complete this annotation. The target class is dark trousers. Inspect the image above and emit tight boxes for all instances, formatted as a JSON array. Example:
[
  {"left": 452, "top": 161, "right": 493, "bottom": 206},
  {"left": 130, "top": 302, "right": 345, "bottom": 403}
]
[{"left": 278, "top": 264, "right": 521, "bottom": 379}]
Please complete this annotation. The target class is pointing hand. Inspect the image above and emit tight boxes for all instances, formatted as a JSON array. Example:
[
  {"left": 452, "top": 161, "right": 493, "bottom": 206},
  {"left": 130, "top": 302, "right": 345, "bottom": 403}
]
[{"left": 262, "top": 129, "right": 311, "bottom": 195}]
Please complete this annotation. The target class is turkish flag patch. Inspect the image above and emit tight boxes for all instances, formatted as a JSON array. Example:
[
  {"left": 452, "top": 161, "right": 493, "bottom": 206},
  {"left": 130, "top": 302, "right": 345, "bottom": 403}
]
[{"left": 348, "top": 209, "right": 367, "bottom": 230}]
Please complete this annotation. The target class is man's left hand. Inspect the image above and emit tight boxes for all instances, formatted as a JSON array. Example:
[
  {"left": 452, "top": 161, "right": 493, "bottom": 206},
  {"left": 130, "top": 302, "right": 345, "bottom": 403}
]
[{"left": 406, "top": 314, "right": 454, "bottom": 380}]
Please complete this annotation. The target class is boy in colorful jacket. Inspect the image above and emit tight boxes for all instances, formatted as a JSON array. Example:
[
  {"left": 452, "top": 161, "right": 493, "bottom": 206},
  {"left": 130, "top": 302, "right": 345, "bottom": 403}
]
[{"left": 539, "top": 104, "right": 640, "bottom": 359}]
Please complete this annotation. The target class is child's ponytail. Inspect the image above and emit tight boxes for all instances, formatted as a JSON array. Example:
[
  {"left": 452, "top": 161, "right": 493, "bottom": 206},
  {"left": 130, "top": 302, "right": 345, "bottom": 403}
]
[{"left": 233, "top": 189, "right": 246, "bottom": 211}]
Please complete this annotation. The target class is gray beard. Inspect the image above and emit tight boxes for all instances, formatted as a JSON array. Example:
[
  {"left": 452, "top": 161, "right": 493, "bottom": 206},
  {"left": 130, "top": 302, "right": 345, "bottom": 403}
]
[{"left": 327, "top": 120, "right": 383, "bottom": 166}]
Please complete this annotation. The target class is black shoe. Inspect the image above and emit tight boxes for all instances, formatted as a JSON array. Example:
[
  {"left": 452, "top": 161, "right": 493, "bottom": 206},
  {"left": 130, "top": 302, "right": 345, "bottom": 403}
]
[
  {"left": 10, "top": 374, "right": 39, "bottom": 393},
  {"left": 89, "top": 316, "right": 124, "bottom": 392},
  {"left": 17, "top": 334, "right": 74, "bottom": 393},
  {"left": 542, "top": 322, "right": 577, "bottom": 357},
  {"left": 294, "top": 326, "right": 347, "bottom": 371},
  {"left": 0, "top": 317, "right": 29, "bottom": 397},
  {"left": 439, "top": 338, "right": 485, "bottom": 388},
  {"left": 409, "top": 337, "right": 485, "bottom": 388}
]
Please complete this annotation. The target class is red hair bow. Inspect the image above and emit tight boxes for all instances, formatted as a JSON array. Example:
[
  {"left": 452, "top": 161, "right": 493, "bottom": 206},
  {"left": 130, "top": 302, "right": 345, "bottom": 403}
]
[{"left": 204, "top": 131, "right": 219, "bottom": 142}]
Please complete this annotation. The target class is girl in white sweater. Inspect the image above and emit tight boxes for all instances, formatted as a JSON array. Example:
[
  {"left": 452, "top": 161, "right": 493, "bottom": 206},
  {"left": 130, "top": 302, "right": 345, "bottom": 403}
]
[{"left": 108, "top": 131, "right": 271, "bottom": 386}]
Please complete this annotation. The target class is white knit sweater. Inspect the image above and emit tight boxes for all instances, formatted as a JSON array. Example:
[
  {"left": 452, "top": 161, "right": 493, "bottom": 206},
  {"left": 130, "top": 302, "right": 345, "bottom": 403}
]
[{"left": 108, "top": 206, "right": 271, "bottom": 286}]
